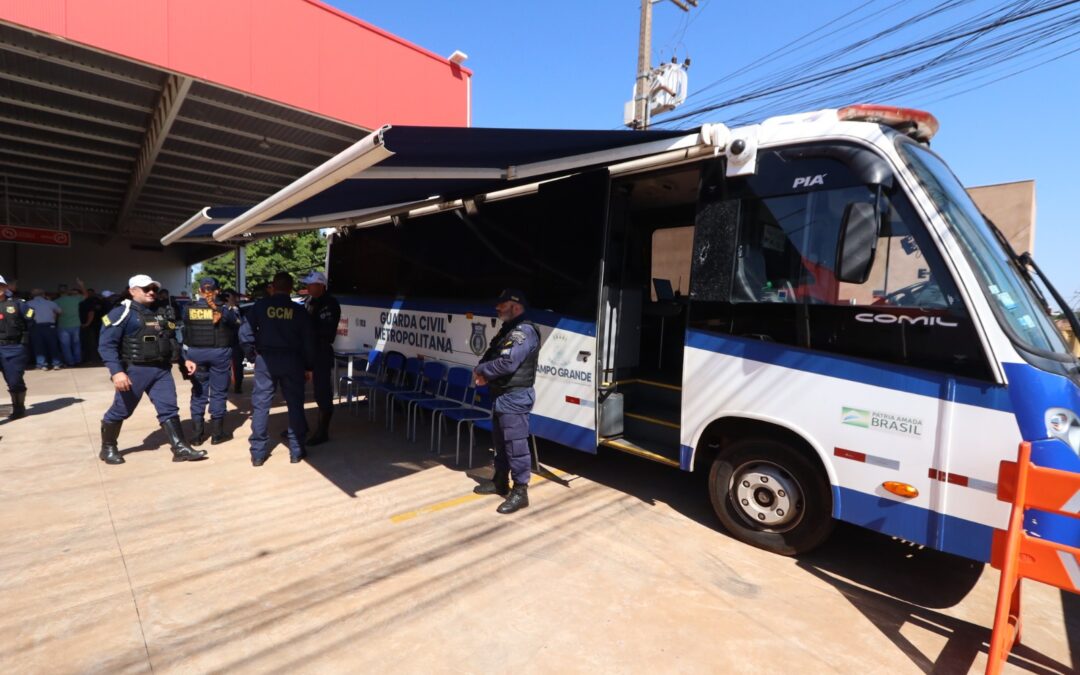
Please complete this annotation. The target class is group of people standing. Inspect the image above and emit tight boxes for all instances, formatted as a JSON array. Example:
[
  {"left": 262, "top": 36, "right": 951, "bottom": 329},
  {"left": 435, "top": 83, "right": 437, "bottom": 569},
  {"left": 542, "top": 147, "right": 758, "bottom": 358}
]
[
  {"left": 93, "top": 270, "right": 340, "bottom": 467},
  {"left": 2, "top": 269, "right": 541, "bottom": 514},
  {"left": 7, "top": 280, "right": 113, "bottom": 371}
]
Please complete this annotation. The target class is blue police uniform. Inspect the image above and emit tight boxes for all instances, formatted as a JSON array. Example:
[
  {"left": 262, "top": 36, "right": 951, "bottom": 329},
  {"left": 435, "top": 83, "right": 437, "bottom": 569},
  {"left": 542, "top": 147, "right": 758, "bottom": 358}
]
[
  {"left": 304, "top": 286, "right": 341, "bottom": 445},
  {"left": 240, "top": 292, "right": 315, "bottom": 464},
  {"left": 98, "top": 296, "right": 207, "bottom": 464},
  {"left": 0, "top": 291, "right": 32, "bottom": 419},
  {"left": 181, "top": 280, "right": 239, "bottom": 445},
  {"left": 474, "top": 289, "right": 541, "bottom": 513}
]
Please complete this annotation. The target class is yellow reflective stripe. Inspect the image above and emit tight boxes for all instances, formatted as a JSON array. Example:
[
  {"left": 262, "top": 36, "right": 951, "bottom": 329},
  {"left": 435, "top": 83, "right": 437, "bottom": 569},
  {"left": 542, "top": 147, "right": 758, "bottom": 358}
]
[
  {"left": 389, "top": 468, "right": 568, "bottom": 523},
  {"left": 600, "top": 439, "right": 680, "bottom": 467}
]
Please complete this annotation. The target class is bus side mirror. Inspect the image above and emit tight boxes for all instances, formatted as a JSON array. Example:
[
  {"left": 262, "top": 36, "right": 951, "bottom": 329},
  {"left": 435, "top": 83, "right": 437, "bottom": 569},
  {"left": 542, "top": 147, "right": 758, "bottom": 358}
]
[{"left": 836, "top": 202, "right": 879, "bottom": 284}]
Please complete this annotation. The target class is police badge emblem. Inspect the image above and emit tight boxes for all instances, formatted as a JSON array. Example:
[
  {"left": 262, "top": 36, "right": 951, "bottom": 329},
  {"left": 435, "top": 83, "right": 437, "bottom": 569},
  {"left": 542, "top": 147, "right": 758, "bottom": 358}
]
[{"left": 469, "top": 322, "right": 487, "bottom": 356}]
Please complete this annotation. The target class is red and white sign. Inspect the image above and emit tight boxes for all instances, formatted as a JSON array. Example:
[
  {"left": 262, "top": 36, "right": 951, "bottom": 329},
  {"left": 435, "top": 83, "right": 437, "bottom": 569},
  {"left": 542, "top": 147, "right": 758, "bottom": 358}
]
[{"left": 0, "top": 226, "right": 71, "bottom": 247}]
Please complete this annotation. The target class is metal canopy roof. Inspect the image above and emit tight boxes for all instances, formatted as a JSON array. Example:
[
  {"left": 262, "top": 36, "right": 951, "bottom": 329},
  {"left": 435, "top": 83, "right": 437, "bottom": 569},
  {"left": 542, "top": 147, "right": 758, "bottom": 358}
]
[
  {"left": 162, "top": 125, "right": 704, "bottom": 245},
  {"left": 0, "top": 20, "right": 369, "bottom": 242}
]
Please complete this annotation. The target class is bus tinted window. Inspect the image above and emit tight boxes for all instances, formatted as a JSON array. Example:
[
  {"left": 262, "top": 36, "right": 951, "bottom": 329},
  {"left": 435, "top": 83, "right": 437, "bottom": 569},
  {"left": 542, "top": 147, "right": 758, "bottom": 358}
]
[{"left": 689, "top": 145, "right": 992, "bottom": 380}]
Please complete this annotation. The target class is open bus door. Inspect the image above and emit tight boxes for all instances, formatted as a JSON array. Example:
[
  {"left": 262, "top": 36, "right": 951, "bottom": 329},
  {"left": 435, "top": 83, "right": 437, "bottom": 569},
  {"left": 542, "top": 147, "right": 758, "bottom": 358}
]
[{"left": 596, "top": 162, "right": 704, "bottom": 468}]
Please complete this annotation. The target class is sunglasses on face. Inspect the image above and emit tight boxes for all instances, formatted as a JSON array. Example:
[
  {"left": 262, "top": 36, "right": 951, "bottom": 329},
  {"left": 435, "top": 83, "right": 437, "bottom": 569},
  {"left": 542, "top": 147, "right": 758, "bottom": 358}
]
[{"left": 139, "top": 286, "right": 158, "bottom": 293}]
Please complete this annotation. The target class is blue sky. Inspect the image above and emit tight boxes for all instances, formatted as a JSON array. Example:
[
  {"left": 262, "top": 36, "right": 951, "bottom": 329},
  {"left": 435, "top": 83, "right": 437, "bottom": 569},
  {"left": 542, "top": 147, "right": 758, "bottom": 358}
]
[{"left": 331, "top": 0, "right": 1080, "bottom": 305}]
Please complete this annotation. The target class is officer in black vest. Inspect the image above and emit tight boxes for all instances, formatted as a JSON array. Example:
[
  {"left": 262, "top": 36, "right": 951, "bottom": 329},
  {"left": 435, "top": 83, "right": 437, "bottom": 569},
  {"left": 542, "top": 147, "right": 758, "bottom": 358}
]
[
  {"left": 301, "top": 271, "right": 340, "bottom": 446},
  {"left": 240, "top": 271, "right": 315, "bottom": 466},
  {"left": 181, "top": 277, "right": 239, "bottom": 445},
  {"left": 472, "top": 289, "right": 541, "bottom": 514},
  {"left": 98, "top": 274, "right": 207, "bottom": 465},
  {"left": 0, "top": 274, "right": 31, "bottom": 420}
]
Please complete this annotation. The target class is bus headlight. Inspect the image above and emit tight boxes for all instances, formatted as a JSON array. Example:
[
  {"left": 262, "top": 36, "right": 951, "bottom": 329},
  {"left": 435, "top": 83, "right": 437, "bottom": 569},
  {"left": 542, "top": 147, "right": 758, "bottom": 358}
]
[{"left": 1045, "top": 408, "right": 1080, "bottom": 455}]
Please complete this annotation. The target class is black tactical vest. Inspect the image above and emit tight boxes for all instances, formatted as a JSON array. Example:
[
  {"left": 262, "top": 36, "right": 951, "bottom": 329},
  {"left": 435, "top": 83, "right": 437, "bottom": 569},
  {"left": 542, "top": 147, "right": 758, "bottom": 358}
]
[
  {"left": 183, "top": 303, "right": 233, "bottom": 348},
  {"left": 120, "top": 305, "right": 178, "bottom": 365},
  {"left": 480, "top": 318, "right": 539, "bottom": 395},
  {"left": 0, "top": 300, "right": 27, "bottom": 344}
]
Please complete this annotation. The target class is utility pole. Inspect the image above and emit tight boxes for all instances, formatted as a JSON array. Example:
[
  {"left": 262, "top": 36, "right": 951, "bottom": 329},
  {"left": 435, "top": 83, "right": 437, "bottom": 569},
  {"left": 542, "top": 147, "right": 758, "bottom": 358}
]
[{"left": 632, "top": 0, "right": 696, "bottom": 130}]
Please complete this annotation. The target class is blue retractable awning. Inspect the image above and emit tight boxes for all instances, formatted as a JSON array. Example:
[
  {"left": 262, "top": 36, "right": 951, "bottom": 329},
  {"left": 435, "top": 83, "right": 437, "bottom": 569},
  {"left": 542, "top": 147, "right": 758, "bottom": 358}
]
[{"left": 162, "top": 124, "right": 704, "bottom": 245}]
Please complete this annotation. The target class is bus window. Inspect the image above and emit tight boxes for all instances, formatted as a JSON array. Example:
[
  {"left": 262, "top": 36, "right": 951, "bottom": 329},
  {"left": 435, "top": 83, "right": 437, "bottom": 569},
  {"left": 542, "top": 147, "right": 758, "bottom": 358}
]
[
  {"left": 689, "top": 146, "right": 992, "bottom": 380},
  {"left": 650, "top": 226, "right": 694, "bottom": 300}
]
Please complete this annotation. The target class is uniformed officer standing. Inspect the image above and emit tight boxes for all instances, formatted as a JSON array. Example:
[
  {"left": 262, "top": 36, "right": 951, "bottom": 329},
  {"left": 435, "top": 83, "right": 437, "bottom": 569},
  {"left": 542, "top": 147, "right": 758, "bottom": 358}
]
[
  {"left": 181, "top": 277, "right": 240, "bottom": 446},
  {"left": 472, "top": 289, "right": 542, "bottom": 514},
  {"left": 98, "top": 274, "right": 207, "bottom": 465},
  {"left": 239, "top": 271, "right": 315, "bottom": 466},
  {"left": 0, "top": 275, "right": 31, "bottom": 420},
  {"left": 301, "top": 271, "right": 340, "bottom": 446}
]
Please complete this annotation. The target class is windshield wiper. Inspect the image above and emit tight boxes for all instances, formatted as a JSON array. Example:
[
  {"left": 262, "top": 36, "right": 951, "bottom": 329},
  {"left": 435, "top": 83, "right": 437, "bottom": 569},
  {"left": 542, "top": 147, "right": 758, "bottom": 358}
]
[
  {"left": 1018, "top": 251, "right": 1080, "bottom": 350},
  {"left": 981, "top": 214, "right": 1055, "bottom": 313},
  {"left": 981, "top": 214, "right": 1080, "bottom": 367}
]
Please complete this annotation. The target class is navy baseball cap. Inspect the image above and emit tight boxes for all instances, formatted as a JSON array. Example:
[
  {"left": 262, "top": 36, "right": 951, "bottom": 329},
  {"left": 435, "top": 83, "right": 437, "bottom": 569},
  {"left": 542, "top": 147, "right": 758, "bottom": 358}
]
[
  {"left": 496, "top": 288, "right": 528, "bottom": 307},
  {"left": 199, "top": 277, "right": 219, "bottom": 291}
]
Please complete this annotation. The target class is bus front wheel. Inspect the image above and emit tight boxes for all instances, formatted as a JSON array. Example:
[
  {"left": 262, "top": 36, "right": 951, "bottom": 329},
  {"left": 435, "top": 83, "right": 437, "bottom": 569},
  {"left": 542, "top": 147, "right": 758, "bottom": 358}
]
[{"left": 708, "top": 437, "right": 833, "bottom": 555}]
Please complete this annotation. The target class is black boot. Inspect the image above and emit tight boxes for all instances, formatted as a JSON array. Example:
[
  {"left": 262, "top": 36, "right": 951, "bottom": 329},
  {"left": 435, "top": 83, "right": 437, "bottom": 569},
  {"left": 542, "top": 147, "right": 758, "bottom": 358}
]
[
  {"left": 210, "top": 417, "right": 233, "bottom": 445},
  {"left": 497, "top": 484, "right": 529, "bottom": 514},
  {"left": 99, "top": 421, "right": 124, "bottom": 465},
  {"left": 473, "top": 470, "right": 510, "bottom": 496},
  {"left": 190, "top": 416, "right": 206, "bottom": 446},
  {"left": 307, "top": 408, "right": 333, "bottom": 446},
  {"left": 8, "top": 391, "right": 26, "bottom": 420},
  {"left": 162, "top": 417, "right": 208, "bottom": 462}
]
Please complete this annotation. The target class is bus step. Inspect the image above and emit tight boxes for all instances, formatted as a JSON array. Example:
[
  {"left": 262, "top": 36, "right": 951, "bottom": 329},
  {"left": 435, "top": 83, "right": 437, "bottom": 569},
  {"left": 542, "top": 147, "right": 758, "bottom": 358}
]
[
  {"left": 619, "top": 381, "right": 681, "bottom": 417},
  {"left": 623, "top": 413, "right": 680, "bottom": 447},
  {"left": 600, "top": 437, "right": 681, "bottom": 468}
]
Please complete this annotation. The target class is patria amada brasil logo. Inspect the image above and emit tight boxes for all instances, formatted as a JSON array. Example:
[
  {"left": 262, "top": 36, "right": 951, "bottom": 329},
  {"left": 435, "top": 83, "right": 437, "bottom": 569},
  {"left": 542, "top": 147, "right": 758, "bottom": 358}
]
[
  {"left": 841, "top": 406, "right": 923, "bottom": 437},
  {"left": 841, "top": 407, "right": 871, "bottom": 429}
]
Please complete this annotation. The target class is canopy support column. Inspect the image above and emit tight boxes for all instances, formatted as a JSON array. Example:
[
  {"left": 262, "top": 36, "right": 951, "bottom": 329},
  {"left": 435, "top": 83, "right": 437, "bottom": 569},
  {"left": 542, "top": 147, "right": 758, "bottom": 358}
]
[{"left": 235, "top": 244, "right": 247, "bottom": 296}]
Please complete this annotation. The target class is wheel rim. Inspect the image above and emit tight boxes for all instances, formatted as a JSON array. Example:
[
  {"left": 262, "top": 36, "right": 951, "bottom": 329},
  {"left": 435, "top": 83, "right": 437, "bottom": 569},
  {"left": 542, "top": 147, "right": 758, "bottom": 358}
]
[{"left": 728, "top": 460, "right": 805, "bottom": 532}]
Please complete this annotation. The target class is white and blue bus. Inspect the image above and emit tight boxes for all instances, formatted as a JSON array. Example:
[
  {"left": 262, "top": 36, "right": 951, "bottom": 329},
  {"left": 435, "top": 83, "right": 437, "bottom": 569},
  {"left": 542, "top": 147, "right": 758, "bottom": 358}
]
[{"left": 173, "top": 105, "right": 1080, "bottom": 559}]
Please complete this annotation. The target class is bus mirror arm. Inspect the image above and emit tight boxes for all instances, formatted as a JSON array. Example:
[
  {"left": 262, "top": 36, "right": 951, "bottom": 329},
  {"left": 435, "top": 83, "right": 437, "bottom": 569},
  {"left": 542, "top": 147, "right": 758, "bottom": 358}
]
[{"left": 835, "top": 201, "right": 879, "bottom": 284}]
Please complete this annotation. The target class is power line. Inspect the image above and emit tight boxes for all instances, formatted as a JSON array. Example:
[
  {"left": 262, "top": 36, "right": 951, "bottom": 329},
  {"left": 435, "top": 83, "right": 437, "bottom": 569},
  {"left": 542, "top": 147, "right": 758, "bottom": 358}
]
[{"left": 654, "top": 0, "right": 1080, "bottom": 128}]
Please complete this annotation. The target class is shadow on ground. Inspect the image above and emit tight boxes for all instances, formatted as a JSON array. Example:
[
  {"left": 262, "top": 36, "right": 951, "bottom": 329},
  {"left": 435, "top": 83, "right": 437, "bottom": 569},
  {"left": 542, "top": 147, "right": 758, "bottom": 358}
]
[
  {"left": 0, "top": 396, "right": 84, "bottom": 426},
  {"left": 519, "top": 437, "right": 1080, "bottom": 675},
  {"left": 129, "top": 395, "right": 1079, "bottom": 674}
]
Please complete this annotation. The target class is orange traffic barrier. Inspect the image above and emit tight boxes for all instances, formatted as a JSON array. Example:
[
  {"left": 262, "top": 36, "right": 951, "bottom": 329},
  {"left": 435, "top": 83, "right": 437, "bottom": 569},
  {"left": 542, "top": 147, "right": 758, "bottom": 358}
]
[{"left": 986, "top": 441, "right": 1080, "bottom": 675}]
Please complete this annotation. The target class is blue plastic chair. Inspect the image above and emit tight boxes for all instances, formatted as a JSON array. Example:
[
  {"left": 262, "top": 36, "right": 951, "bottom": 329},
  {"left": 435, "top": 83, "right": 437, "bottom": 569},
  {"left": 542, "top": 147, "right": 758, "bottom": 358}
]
[
  {"left": 336, "top": 350, "right": 375, "bottom": 407},
  {"left": 361, "top": 352, "right": 404, "bottom": 421},
  {"left": 340, "top": 350, "right": 382, "bottom": 415},
  {"left": 413, "top": 366, "right": 475, "bottom": 450},
  {"left": 392, "top": 361, "right": 448, "bottom": 440},
  {"left": 466, "top": 410, "right": 542, "bottom": 472},
  {"left": 379, "top": 356, "right": 423, "bottom": 430},
  {"left": 440, "top": 387, "right": 494, "bottom": 465}
]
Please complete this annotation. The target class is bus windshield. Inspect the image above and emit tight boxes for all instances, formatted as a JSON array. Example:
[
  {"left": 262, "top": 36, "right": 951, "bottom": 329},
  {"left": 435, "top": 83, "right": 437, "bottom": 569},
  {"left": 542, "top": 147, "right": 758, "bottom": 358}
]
[{"left": 897, "top": 140, "right": 1071, "bottom": 360}]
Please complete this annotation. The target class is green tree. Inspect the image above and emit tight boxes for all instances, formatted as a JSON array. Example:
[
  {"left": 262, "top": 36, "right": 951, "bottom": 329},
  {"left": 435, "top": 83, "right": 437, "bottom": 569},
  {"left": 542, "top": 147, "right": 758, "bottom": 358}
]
[{"left": 197, "top": 230, "right": 328, "bottom": 297}]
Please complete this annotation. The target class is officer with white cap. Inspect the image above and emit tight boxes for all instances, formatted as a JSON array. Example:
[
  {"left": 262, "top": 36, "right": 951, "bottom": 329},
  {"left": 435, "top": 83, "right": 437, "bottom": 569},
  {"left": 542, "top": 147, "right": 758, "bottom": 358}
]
[
  {"left": 0, "top": 275, "right": 32, "bottom": 420},
  {"left": 97, "top": 274, "right": 207, "bottom": 465},
  {"left": 301, "top": 270, "right": 340, "bottom": 446}
]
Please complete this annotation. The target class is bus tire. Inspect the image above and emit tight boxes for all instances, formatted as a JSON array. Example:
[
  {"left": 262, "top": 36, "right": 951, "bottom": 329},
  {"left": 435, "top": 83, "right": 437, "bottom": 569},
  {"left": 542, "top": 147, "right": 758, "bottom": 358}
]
[{"left": 708, "top": 437, "right": 833, "bottom": 556}]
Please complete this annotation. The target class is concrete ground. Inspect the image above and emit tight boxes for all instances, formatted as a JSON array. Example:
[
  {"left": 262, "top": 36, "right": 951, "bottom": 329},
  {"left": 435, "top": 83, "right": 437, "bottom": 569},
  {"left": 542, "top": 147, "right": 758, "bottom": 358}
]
[{"left": 1, "top": 366, "right": 1076, "bottom": 675}]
